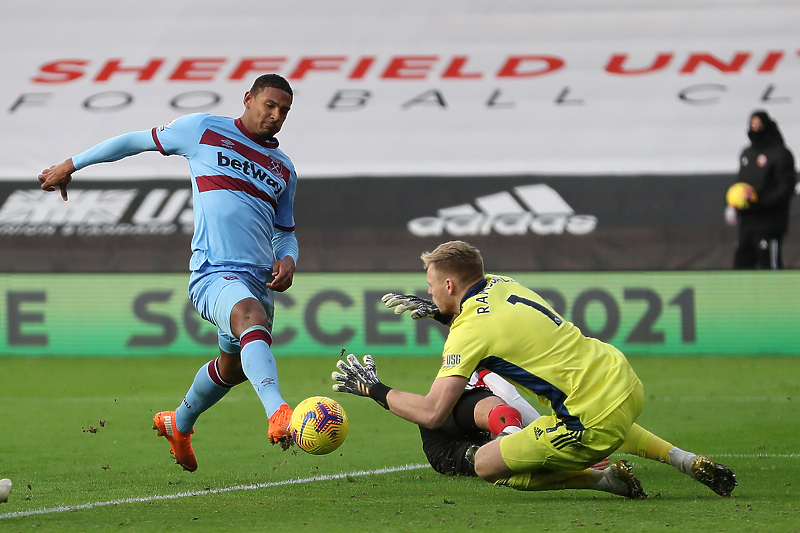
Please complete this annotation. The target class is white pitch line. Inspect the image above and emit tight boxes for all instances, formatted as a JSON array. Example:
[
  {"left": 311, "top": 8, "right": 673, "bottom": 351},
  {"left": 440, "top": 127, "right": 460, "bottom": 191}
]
[
  {"left": 705, "top": 454, "right": 800, "bottom": 458},
  {"left": 646, "top": 397, "right": 794, "bottom": 402},
  {"left": 0, "top": 463, "right": 430, "bottom": 520},
  {"left": 616, "top": 453, "right": 800, "bottom": 460},
  {"left": 3, "top": 454, "right": 799, "bottom": 519}
]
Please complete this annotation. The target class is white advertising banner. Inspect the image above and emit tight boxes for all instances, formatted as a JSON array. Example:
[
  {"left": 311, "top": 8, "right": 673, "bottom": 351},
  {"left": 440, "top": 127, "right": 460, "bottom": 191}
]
[{"left": 1, "top": 0, "right": 798, "bottom": 179}]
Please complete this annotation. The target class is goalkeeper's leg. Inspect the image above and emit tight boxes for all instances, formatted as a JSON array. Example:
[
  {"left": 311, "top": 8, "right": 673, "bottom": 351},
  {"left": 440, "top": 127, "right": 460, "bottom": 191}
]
[
  {"left": 474, "top": 435, "right": 646, "bottom": 499},
  {"left": 474, "top": 387, "right": 646, "bottom": 497},
  {"left": 619, "top": 423, "right": 737, "bottom": 496}
]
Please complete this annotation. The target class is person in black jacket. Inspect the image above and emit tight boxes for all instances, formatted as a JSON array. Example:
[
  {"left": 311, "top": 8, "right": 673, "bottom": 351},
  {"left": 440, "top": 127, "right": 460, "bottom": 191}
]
[{"left": 729, "top": 110, "right": 797, "bottom": 269}]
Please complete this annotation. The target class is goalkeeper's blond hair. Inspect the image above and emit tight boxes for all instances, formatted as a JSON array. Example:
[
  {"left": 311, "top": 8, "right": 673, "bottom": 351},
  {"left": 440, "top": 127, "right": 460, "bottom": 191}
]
[{"left": 421, "top": 241, "right": 484, "bottom": 284}]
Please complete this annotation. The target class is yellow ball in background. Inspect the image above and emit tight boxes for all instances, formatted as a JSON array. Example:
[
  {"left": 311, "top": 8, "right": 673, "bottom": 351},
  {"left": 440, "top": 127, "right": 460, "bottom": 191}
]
[{"left": 725, "top": 182, "right": 758, "bottom": 210}]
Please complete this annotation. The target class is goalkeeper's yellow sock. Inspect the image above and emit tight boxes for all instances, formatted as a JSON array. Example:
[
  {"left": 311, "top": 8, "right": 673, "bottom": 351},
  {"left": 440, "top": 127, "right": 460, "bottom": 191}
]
[
  {"left": 618, "top": 423, "right": 697, "bottom": 474},
  {"left": 618, "top": 423, "right": 671, "bottom": 463}
]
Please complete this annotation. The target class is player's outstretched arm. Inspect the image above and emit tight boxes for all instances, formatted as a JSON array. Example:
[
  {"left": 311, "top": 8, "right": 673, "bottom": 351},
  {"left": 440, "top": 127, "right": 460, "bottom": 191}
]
[
  {"left": 332, "top": 353, "right": 466, "bottom": 429},
  {"left": 39, "top": 130, "right": 158, "bottom": 202},
  {"left": 38, "top": 159, "right": 76, "bottom": 201},
  {"left": 381, "top": 293, "right": 454, "bottom": 325}
]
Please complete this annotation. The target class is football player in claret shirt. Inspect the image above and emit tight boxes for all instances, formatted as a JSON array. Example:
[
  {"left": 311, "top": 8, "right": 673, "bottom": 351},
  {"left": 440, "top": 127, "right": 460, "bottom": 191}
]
[
  {"left": 39, "top": 74, "right": 299, "bottom": 471},
  {"left": 334, "top": 240, "right": 737, "bottom": 498}
]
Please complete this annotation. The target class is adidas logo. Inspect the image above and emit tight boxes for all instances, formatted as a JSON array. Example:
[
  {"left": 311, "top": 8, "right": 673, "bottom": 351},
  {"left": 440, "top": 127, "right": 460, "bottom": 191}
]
[{"left": 407, "top": 184, "right": 597, "bottom": 237}]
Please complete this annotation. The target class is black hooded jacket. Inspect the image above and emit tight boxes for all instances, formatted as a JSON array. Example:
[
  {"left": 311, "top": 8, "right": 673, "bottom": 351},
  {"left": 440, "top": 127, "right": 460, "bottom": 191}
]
[{"left": 736, "top": 111, "right": 797, "bottom": 233}]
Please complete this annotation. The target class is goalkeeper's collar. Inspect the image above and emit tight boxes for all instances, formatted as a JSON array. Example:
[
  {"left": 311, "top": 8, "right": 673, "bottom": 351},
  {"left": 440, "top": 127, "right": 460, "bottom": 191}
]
[{"left": 460, "top": 278, "right": 489, "bottom": 311}]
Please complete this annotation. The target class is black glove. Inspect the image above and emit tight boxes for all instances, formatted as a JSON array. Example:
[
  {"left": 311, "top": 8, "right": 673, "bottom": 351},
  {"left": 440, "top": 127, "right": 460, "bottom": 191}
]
[
  {"left": 381, "top": 293, "right": 453, "bottom": 325},
  {"left": 332, "top": 354, "right": 392, "bottom": 409}
]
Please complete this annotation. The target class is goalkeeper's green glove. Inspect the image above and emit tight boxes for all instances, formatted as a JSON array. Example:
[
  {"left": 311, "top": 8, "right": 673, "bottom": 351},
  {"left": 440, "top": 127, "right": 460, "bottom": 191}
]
[
  {"left": 332, "top": 354, "right": 392, "bottom": 409},
  {"left": 381, "top": 293, "right": 453, "bottom": 325}
]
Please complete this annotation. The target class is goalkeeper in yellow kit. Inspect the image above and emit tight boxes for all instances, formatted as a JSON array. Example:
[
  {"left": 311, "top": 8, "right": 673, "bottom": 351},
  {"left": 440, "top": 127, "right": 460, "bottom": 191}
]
[{"left": 332, "top": 240, "right": 737, "bottom": 498}]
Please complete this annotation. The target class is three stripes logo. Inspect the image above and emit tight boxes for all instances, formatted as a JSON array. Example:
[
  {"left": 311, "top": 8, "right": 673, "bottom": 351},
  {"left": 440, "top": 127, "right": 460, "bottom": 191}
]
[
  {"left": 551, "top": 429, "right": 584, "bottom": 450},
  {"left": 407, "top": 184, "right": 597, "bottom": 237}
]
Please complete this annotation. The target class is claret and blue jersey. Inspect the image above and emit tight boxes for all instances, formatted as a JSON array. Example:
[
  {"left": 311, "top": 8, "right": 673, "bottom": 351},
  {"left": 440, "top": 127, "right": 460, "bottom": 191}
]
[{"left": 152, "top": 113, "right": 297, "bottom": 273}]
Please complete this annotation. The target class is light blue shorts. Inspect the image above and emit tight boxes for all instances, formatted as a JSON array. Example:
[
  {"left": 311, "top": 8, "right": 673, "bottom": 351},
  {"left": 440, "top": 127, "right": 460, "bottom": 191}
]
[{"left": 189, "top": 266, "right": 275, "bottom": 353}]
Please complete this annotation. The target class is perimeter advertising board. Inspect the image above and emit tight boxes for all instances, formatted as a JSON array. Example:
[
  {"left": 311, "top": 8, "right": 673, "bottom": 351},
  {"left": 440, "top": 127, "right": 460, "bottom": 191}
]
[
  {"left": 1, "top": 176, "right": 798, "bottom": 272},
  {"left": 1, "top": 272, "right": 797, "bottom": 357}
]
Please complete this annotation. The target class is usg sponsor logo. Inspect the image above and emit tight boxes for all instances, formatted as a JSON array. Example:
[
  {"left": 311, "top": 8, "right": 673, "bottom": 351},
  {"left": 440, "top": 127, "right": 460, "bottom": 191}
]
[
  {"left": 408, "top": 184, "right": 597, "bottom": 237},
  {"left": 442, "top": 353, "right": 461, "bottom": 368},
  {"left": 0, "top": 188, "right": 193, "bottom": 236}
]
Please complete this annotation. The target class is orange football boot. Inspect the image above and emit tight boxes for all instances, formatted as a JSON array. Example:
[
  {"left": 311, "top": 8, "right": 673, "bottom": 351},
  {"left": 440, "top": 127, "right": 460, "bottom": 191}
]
[
  {"left": 153, "top": 411, "right": 197, "bottom": 472},
  {"left": 268, "top": 404, "right": 294, "bottom": 449}
]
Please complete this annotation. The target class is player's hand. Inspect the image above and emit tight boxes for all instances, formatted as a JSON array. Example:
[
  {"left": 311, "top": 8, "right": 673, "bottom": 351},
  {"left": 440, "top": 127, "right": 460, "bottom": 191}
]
[
  {"left": 724, "top": 205, "right": 738, "bottom": 226},
  {"left": 381, "top": 293, "right": 454, "bottom": 325},
  {"left": 267, "top": 256, "right": 295, "bottom": 292},
  {"left": 38, "top": 159, "right": 76, "bottom": 201},
  {"left": 332, "top": 354, "right": 381, "bottom": 397},
  {"left": 382, "top": 293, "right": 438, "bottom": 318}
]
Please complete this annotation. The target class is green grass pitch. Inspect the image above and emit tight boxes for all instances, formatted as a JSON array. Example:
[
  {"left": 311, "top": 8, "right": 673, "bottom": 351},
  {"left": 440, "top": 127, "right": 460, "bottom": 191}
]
[{"left": 0, "top": 355, "right": 798, "bottom": 532}]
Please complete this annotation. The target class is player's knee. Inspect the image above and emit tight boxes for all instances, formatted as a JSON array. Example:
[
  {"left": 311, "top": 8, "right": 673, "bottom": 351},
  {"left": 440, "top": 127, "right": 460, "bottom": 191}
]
[
  {"left": 230, "top": 298, "right": 269, "bottom": 337},
  {"left": 474, "top": 438, "right": 518, "bottom": 483},
  {"left": 473, "top": 461, "right": 498, "bottom": 482},
  {"left": 473, "top": 446, "right": 503, "bottom": 482}
]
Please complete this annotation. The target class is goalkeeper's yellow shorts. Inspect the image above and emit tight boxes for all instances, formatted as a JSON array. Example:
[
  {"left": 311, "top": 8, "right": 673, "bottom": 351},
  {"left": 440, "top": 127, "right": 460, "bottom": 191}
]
[{"left": 499, "top": 381, "right": 644, "bottom": 472}]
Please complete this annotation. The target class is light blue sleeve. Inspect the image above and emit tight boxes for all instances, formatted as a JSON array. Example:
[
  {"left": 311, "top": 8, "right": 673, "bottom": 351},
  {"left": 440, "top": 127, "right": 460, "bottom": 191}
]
[
  {"left": 72, "top": 130, "right": 158, "bottom": 170},
  {"left": 274, "top": 167, "right": 296, "bottom": 230},
  {"left": 272, "top": 228, "right": 299, "bottom": 265},
  {"left": 152, "top": 114, "right": 208, "bottom": 157}
]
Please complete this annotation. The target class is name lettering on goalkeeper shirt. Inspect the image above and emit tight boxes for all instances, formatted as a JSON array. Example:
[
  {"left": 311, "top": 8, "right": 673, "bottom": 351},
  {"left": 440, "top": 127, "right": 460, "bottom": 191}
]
[{"left": 473, "top": 276, "right": 513, "bottom": 315}]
